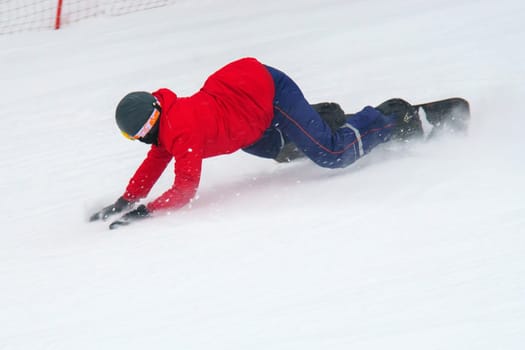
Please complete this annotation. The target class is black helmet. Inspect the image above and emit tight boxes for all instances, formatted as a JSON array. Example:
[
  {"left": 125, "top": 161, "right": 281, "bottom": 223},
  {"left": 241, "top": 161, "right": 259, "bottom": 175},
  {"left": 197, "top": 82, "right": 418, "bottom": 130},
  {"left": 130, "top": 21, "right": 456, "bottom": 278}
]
[{"left": 115, "top": 91, "right": 161, "bottom": 140}]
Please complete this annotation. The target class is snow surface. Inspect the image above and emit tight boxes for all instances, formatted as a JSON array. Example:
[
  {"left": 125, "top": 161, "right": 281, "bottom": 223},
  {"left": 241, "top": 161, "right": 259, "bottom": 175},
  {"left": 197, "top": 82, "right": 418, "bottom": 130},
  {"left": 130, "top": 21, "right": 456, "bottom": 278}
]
[{"left": 1, "top": 0, "right": 525, "bottom": 348}]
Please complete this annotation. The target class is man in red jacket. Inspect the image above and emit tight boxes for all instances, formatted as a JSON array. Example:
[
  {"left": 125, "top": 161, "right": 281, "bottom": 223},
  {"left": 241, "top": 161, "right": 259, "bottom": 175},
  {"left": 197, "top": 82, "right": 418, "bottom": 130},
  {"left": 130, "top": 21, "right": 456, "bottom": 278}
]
[{"left": 90, "top": 57, "right": 422, "bottom": 229}]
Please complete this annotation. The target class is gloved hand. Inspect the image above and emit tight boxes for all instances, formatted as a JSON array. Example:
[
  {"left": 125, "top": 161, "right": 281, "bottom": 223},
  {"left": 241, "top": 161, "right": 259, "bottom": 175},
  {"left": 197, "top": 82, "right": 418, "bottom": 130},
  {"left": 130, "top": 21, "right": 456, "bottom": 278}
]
[
  {"left": 109, "top": 205, "right": 150, "bottom": 230},
  {"left": 89, "top": 197, "right": 134, "bottom": 222}
]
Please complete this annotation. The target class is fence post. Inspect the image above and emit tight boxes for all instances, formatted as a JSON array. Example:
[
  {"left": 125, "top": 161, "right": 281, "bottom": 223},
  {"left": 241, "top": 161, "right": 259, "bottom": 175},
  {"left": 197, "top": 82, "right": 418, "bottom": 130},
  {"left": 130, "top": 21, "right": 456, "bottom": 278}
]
[{"left": 55, "top": 0, "right": 63, "bottom": 30}]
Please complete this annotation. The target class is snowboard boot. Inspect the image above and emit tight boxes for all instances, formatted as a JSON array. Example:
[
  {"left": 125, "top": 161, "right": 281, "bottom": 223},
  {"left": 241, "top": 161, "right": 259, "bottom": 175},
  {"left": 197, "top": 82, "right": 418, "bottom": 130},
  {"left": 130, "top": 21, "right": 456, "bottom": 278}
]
[
  {"left": 310, "top": 102, "right": 347, "bottom": 132},
  {"left": 375, "top": 98, "right": 424, "bottom": 141},
  {"left": 274, "top": 142, "right": 304, "bottom": 163}
]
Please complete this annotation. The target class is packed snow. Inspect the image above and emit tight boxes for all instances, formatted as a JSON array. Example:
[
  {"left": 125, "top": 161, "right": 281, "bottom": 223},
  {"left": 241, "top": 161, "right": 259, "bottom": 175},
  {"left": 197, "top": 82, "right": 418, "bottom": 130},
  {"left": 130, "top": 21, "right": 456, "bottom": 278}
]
[{"left": 1, "top": 0, "right": 524, "bottom": 348}]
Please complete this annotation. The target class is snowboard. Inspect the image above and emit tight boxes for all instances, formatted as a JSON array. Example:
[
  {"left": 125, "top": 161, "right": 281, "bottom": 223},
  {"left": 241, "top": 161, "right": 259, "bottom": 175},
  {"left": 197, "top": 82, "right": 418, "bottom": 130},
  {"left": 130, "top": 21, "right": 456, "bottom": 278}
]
[
  {"left": 274, "top": 97, "right": 471, "bottom": 163},
  {"left": 414, "top": 97, "right": 470, "bottom": 138}
]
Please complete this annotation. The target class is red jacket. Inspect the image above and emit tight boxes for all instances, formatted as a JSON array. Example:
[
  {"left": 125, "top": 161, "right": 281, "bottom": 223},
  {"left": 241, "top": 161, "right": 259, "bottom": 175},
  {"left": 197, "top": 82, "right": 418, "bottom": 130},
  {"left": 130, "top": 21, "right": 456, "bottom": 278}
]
[{"left": 122, "top": 57, "right": 275, "bottom": 212}]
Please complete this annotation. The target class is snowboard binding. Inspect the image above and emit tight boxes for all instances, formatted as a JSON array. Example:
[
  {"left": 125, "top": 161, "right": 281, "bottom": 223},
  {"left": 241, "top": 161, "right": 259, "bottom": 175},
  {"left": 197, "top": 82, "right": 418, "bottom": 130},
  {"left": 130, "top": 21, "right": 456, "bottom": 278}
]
[{"left": 375, "top": 98, "right": 424, "bottom": 141}]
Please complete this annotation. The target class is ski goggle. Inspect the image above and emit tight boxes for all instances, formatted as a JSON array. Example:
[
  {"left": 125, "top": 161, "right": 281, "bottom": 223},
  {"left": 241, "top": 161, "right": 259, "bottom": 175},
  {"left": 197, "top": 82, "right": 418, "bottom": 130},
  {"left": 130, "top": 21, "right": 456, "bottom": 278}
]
[{"left": 121, "top": 106, "right": 161, "bottom": 141}]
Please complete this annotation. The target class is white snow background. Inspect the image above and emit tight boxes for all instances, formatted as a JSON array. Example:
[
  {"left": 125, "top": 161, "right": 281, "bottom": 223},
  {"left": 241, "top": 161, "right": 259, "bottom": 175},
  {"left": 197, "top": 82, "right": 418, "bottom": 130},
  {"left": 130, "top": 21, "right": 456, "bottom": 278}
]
[{"left": 1, "top": 0, "right": 524, "bottom": 348}]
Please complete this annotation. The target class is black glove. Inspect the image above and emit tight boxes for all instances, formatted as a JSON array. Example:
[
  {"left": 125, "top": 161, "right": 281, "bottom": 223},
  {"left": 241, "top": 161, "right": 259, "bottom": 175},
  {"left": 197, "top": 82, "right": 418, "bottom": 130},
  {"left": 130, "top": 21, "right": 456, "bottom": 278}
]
[
  {"left": 109, "top": 205, "right": 150, "bottom": 230},
  {"left": 89, "top": 197, "right": 134, "bottom": 222}
]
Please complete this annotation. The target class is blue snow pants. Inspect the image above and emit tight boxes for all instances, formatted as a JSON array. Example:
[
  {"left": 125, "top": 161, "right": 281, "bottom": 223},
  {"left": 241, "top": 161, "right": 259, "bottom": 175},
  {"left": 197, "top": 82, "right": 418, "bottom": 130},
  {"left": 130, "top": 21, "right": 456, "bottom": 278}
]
[{"left": 242, "top": 65, "right": 397, "bottom": 168}]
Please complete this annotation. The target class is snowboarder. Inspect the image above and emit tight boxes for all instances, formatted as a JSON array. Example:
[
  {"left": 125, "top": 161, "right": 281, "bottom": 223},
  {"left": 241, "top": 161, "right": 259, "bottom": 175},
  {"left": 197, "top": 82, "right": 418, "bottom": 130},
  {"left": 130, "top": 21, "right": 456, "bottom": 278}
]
[{"left": 90, "top": 57, "right": 423, "bottom": 229}]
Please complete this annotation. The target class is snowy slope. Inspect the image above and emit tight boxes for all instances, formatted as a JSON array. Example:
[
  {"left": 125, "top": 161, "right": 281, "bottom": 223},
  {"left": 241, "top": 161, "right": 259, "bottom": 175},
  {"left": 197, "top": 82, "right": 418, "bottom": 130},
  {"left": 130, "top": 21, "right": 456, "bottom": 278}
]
[{"left": 1, "top": 0, "right": 524, "bottom": 348}]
